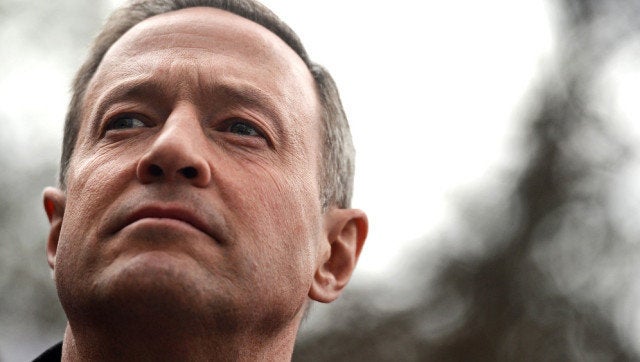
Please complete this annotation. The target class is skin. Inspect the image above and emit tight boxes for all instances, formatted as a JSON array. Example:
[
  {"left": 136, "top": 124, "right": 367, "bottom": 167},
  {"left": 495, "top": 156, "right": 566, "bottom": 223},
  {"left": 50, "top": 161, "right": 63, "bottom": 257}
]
[{"left": 43, "top": 7, "right": 367, "bottom": 361}]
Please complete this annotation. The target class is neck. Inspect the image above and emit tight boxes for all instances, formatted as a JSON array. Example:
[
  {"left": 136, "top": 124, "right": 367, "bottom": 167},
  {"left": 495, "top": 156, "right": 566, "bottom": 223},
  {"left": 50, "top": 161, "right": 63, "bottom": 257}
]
[{"left": 60, "top": 316, "right": 301, "bottom": 361}]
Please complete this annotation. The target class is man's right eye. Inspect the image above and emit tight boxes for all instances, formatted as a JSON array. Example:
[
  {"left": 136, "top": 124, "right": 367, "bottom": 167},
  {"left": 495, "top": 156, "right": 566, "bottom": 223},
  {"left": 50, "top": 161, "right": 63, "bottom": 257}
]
[{"left": 106, "top": 116, "right": 146, "bottom": 130}]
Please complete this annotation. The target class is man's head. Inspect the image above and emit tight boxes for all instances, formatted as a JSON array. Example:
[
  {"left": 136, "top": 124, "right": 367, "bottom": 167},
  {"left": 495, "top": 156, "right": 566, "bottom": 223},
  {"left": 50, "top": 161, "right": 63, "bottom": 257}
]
[
  {"left": 60, "top": 0, "right": 355, "bottom": 210},
  {"left": 43, "top": 1, "right": 367, "bottom": 359}
]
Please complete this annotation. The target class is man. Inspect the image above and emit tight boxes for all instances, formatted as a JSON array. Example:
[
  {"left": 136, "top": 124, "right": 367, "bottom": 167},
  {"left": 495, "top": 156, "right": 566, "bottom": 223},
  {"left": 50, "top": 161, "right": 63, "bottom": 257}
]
[{"left": 37, "top": 0, "right": 367, "bottom": 360}]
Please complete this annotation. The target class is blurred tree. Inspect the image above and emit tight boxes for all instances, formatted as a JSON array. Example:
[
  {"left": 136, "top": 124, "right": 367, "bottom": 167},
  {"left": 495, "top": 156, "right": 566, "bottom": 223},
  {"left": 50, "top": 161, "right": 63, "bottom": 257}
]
[{"left": 293, "top": 0, "right": 640, "bottom": 360}]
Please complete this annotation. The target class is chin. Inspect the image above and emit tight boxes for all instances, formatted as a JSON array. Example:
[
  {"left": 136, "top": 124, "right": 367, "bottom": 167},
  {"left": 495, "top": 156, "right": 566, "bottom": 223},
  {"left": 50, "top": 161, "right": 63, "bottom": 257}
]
[
  {"left": 60, "top": 251, "right": 215, "bottom": 327},
  {"left": 104, "top": 251, "right": 206, "bottom": 300}
]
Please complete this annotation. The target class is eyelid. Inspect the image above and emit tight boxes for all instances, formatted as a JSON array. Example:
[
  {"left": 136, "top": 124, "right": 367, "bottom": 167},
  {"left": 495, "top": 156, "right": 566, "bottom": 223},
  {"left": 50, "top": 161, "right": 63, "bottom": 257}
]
[{"left": 216, "top": 115, "right": 272, "bottom": 140}]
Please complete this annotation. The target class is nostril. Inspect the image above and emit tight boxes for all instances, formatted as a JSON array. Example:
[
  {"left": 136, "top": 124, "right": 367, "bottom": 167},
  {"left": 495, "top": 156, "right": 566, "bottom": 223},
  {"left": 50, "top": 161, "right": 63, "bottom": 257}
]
[
  {"left": 149, "top": 164, "right": 164, "bottom": 177},
  {"left": 180, "top": 166, "right": 198, "bottom": 179}
]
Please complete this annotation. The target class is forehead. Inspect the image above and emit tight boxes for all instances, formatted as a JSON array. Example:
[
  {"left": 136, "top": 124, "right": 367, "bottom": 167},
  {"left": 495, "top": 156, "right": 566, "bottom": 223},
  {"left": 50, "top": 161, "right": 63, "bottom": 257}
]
[
  {"left": 83, "top": 6, "right": 318, "bottom": 123},
  {"left": 107, "top": 7, "right": 304, "bottom": 67}
]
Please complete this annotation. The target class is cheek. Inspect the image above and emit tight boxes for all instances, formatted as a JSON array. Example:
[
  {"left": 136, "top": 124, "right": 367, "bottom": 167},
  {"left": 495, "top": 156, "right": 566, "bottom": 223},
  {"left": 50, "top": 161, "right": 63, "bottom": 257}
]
[
  {"left": 67, "top": 146, "right": 138, "bottom": 211},
  {"left": 57, "top": 148, "right": 138, "bottom": 264},
  {"left": 70, "top": 141, "right": 139, "bottom": 187},
  {"left": 224, "top": 161, "right": 322, "bottom": 275}
]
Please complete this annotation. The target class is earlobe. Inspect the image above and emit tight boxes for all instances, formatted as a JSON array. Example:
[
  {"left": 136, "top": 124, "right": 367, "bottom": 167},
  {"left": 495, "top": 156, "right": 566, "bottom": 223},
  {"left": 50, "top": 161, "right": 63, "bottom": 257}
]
[
  {"left": 43, "top": 187, "right": 66, "bottom": 273},
  {"left": 309, "top": 208, "right": 368, "bottom": 303}
]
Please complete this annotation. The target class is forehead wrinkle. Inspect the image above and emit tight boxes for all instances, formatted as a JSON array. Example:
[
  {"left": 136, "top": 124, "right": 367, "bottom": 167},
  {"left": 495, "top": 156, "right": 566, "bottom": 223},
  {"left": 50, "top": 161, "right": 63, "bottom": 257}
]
[{"left": 87, "top": 54, "right": 200, "bottom": 119}]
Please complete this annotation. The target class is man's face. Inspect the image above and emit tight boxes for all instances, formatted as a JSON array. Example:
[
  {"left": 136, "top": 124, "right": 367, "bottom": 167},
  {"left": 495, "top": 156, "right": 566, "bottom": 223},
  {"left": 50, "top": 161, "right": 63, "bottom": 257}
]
[{"left": 49, "top": 7, "right": 326, "bottom": 330}]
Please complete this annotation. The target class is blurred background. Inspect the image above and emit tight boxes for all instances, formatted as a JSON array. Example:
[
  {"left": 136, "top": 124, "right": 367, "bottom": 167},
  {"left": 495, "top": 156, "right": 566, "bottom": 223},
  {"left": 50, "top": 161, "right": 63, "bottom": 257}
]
[{"left": 3, "top": 0, "right": 640, "bottom": 360}]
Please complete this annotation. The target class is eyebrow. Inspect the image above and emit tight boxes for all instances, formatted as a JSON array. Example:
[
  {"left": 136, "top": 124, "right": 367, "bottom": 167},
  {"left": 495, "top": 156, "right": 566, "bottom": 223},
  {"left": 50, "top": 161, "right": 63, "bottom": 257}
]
[
  {"left": 209, "top": 82, "right": 283, "bottom": 125},
  {"left": 90, "top": 76, "right": 162, "bottom": 131}
]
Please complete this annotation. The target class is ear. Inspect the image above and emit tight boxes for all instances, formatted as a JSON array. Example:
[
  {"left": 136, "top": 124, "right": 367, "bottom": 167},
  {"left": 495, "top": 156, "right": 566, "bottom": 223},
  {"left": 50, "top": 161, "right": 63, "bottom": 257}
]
[
  {"left": 43, "top": 187, "right": 66, "bottom": 274},
  {"left": 309, "top": 208, "right": 368, "bottom": 303}
]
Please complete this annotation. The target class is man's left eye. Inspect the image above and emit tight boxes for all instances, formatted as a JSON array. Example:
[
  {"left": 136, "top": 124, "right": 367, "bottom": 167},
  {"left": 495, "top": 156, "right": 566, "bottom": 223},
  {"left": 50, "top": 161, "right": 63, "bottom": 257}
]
[{"left": 228, "top": 120, "right": 261, "bottom": 137}]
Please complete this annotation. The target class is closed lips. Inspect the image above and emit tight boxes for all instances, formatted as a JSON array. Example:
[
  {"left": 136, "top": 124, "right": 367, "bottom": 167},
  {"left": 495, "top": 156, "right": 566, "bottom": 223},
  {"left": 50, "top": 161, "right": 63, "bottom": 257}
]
[{"left": 124, "top": 206, "right": 213, "bottom": 239}]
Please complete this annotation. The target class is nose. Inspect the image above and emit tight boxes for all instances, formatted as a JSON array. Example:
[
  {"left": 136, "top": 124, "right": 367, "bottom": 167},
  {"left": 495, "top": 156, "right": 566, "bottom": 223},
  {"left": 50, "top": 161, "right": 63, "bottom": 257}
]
[{"left": 136, "top": 108, "right": 211, "bottom": 188}]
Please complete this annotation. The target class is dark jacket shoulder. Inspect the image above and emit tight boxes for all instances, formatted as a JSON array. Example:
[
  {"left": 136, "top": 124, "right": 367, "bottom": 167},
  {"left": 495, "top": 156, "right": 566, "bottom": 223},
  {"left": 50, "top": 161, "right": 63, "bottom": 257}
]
[{"left": 32, "top": 342, "right": 62, "bottom": 362}]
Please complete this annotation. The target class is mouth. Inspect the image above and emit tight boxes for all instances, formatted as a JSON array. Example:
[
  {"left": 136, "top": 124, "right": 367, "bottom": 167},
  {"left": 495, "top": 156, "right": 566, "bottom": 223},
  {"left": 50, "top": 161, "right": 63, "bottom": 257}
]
[{"left": 121, "top": 205, "right": 216, "bottom": 241}]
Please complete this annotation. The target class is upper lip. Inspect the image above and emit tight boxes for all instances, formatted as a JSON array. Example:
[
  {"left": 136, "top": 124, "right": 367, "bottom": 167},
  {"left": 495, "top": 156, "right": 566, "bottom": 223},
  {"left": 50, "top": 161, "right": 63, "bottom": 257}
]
[{"left": 121, "top": 204, "right": 218, "bottom": 241}]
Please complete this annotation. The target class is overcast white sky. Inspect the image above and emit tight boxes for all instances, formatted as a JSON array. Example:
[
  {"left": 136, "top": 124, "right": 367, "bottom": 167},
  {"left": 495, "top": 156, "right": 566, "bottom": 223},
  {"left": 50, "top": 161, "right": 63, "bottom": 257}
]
[{"left": 255, "top": 1, "right": 554, "bottom": 278}]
